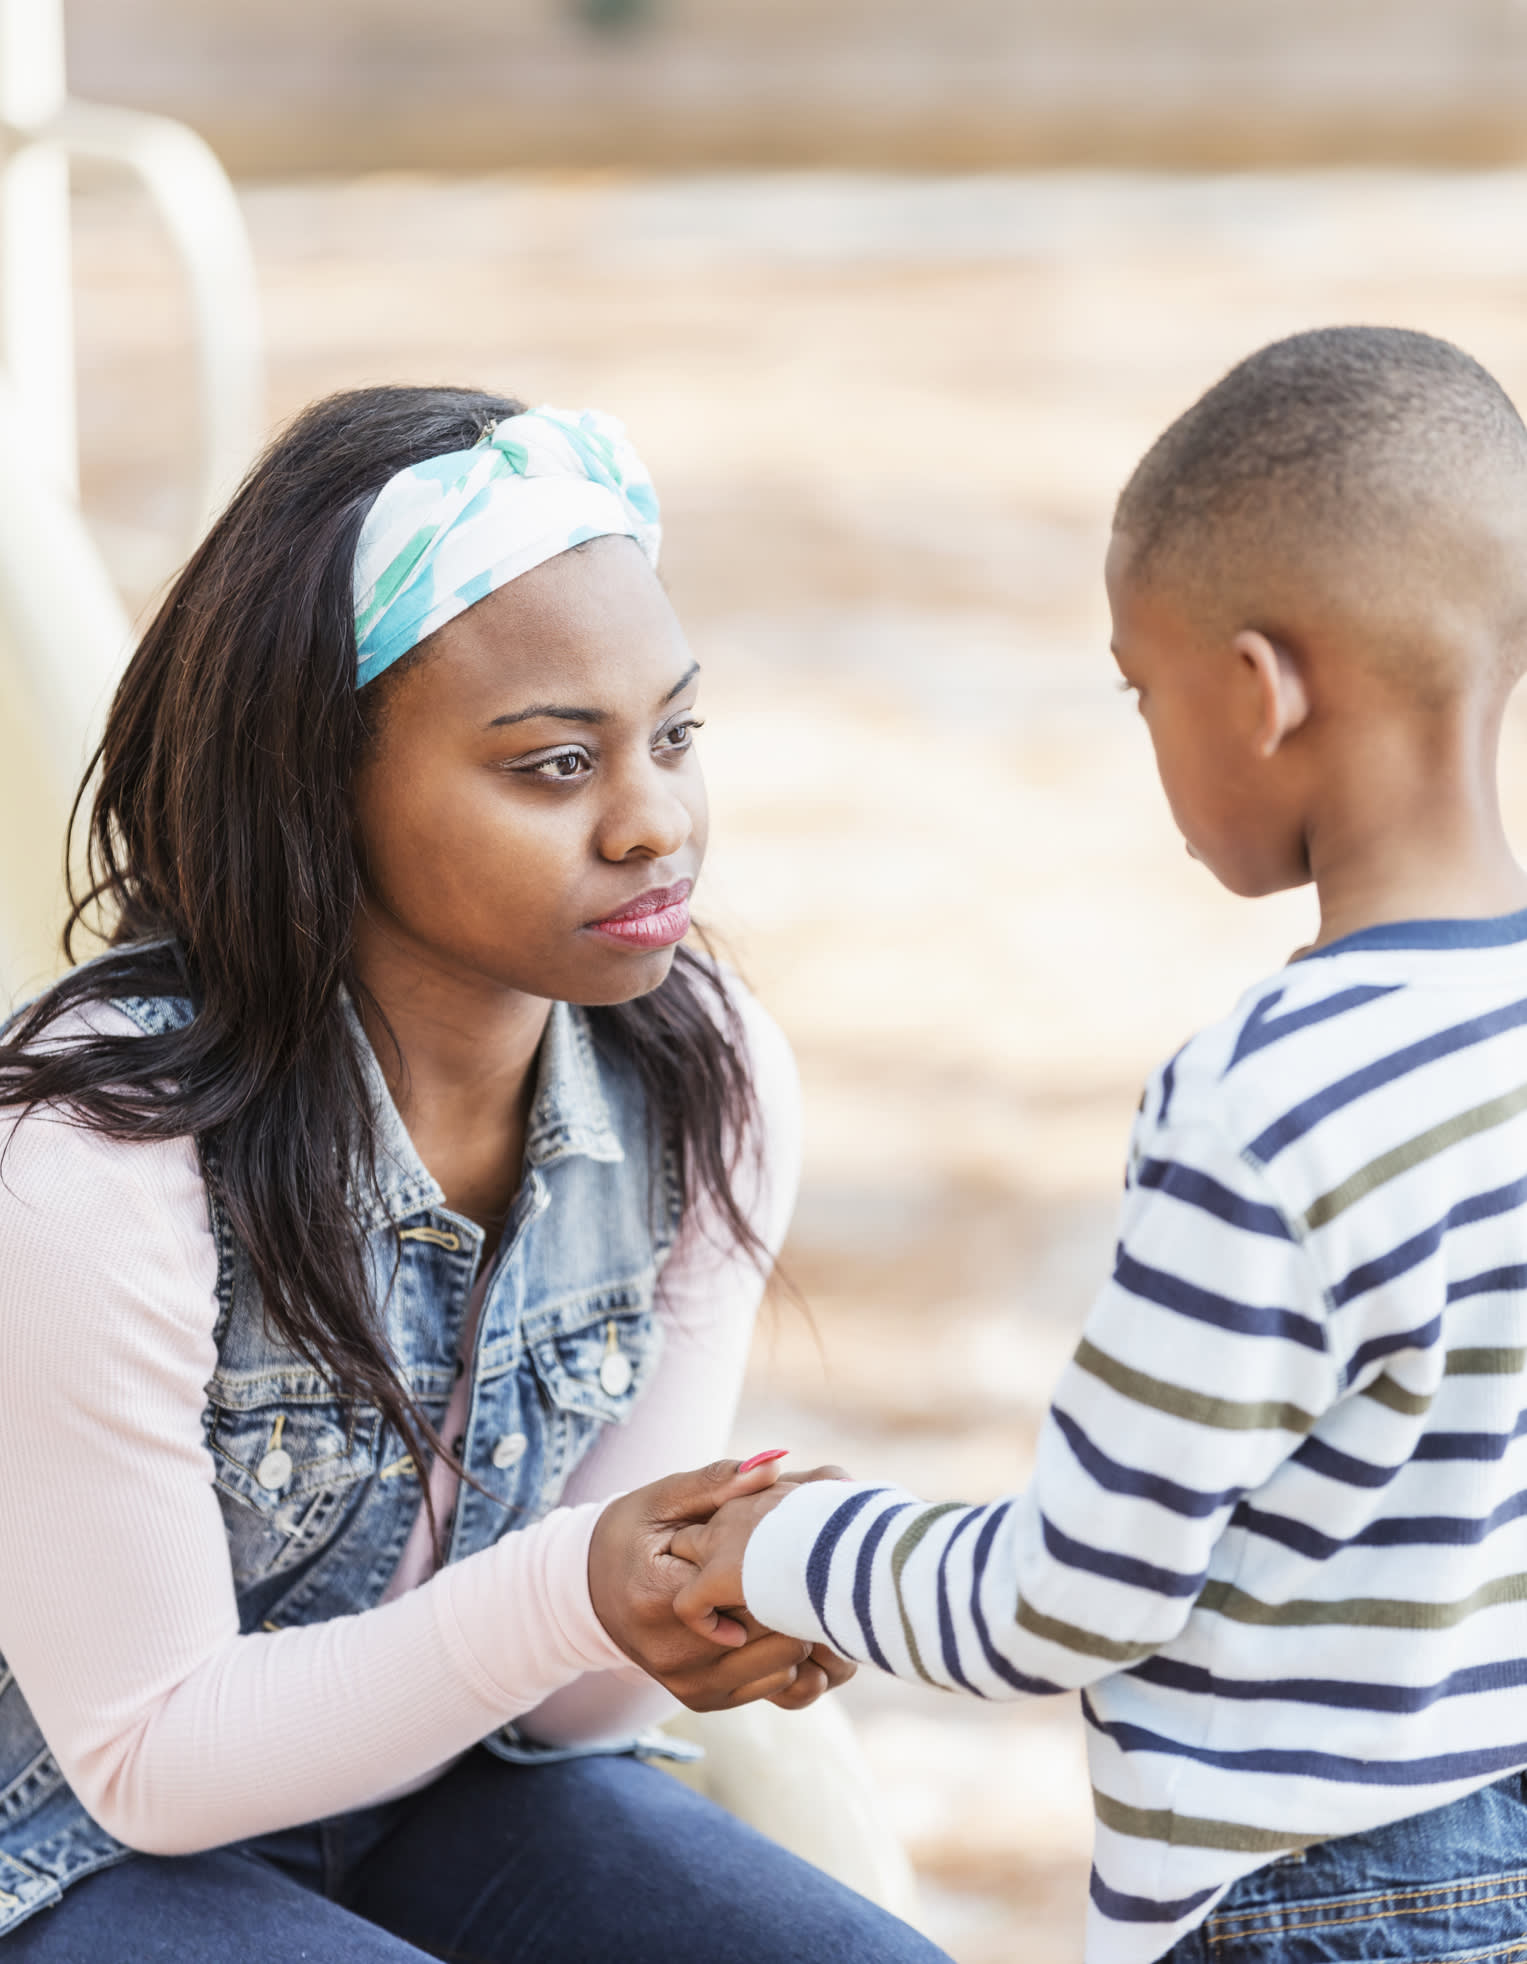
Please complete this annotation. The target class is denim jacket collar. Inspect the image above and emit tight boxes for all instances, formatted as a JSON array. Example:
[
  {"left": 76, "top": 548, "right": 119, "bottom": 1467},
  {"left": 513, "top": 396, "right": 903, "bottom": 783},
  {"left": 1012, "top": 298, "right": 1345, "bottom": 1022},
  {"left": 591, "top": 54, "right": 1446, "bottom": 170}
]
[
  {"left": 522, "top": 1001, "right": 626, "bottom": 1171},
  {"left": 357, "top": 998, "right": 625, "bottom": 1230}
]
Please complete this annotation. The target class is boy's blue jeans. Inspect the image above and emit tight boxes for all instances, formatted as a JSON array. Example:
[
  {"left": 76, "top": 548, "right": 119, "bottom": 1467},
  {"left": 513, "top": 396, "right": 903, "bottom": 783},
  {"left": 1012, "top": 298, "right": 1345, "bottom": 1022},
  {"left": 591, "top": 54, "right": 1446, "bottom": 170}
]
[
  {"left": 0, "top": 1745, "right": 950, "bottom": 1962},
  {"left": 1164, "top": 1772, "right": 1527, "bottom": 1961}
]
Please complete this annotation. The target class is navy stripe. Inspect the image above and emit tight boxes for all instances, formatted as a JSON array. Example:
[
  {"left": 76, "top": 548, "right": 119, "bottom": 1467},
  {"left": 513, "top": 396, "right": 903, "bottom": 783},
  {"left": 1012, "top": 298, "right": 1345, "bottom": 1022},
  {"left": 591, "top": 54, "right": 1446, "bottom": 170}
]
[
  {"left": 968, "top": 1504, "right": 1063, "bottom": 1695},
  {"left": 1157, "top": 1051, "right": 1180, "bottom": 1125},
  {"left": 1297, "top": 1418, "right": 1527, "bottom": 1477},
  {"left": 1134, "top": 1157, "right": 1293, "bottom": 1240},
  {"left": 804, "top": 1488, "right": 885, "bottom": 1659},
  {"left": 1449, "top": 1264, "right": 1527, "bottom": 1303},
  {"left": 1232, "top": 1480, "right": 1527, "bottom": 1558},
  {"left": 1302, "top": 907, "right": 1527, "bottom": 957},
  {"left": 1083, "top": 1691, "right": 1527, "bottom": 1788},
  {"left": 1042, "top": 1512, "right": 1206, "bottom": 1598},
  {"left": 851, "top": 1501, "right": 912, "bottom": 1674},
  {"left": 1089, "top": 1866, "right": 1219, "bottom": 1925},
  {"left": 1114, "top": 1249, "right": 1325, "bottom": 1351},
  {"left": 1247, "top": 994, "right": 1527, "bottom": 1164},
  {"left": 1416, "top": 1411, "right": 1527, "bottom": 1463},
  {"left": 935, "top": 1507, "right": 982, "bottom": 1694},
  {"left": 1329, "top": 1176, "right": 1527, "bottom": 1309},
  {"left": 1290, "top": 1412, "right": 1527, "bottom": 1473},
  {"left": 1291, "top": 1433, "right": 1405, "bottom": 1490},
  {"left": 1053, "top": 1405, "right": 1241, "bottom": 1519},
  {"left": 1341, "top": 1314, "right": 1443, "bottom": 1381},
  {"left": 1357, "top": 1484, "right": 1527, "bottom": 1548},
  {"left": 1228, "top": 984, "right": 1401, "bottom": 1072},
  {"left": 1132, "top": 1649, "right": 1527, "bottom": 1715}
]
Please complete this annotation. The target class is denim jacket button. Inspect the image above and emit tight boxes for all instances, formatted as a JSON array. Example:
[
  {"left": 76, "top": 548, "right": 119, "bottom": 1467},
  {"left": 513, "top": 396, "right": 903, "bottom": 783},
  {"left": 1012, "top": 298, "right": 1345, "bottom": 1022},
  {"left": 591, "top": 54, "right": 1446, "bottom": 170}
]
[
  {"left": 491, "top": 1432, "right": 529, "bottom": 1469},
  {"left": 255, "top": 1447, "right": 294, "bottom": 1492},
  {"left": 599, "top": 1352, "right": 633, "bottom": 1396}
]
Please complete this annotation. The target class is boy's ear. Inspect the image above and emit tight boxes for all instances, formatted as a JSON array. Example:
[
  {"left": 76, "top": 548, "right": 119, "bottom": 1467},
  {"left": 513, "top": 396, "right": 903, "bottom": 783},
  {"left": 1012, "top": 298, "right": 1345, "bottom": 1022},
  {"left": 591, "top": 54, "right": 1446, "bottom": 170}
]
[{"left": 1234, "top": 629, "right": 1310, "bottom": 759}]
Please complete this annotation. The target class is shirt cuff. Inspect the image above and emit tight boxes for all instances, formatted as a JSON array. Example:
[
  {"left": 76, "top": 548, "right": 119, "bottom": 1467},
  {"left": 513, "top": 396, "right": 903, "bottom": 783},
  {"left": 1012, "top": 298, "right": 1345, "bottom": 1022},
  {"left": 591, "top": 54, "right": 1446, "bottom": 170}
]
[
  {"left": 434, "top": 1500, "right": 631, "bottom": 1714},
  {"left": 742, "top": 1479, "right": 895, "bottom": 1651}
]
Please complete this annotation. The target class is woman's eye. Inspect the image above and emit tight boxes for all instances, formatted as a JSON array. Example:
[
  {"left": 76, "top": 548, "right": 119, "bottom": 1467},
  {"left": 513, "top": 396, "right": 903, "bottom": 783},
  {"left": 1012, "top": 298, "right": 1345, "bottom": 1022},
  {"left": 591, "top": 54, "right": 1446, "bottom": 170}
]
[
  {"left": 522, "top": 749, "right": 591, "bottom": 780},
  {"left": 658, "top": 718, "right": 703, "bottom": 753}
]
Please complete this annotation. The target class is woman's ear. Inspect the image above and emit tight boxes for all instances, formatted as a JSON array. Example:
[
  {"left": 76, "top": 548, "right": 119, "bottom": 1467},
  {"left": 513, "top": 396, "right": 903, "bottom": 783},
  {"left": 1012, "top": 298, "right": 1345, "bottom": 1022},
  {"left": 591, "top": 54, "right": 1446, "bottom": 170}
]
[{"left": 1234, "top": 629, "right": 1310, "bottom": 759}]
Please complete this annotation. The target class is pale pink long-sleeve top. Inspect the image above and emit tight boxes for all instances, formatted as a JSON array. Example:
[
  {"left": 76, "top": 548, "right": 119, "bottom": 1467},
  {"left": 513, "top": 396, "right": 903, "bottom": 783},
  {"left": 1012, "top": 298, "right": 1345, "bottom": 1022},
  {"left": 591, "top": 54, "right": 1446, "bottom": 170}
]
[{"left": 0, "top": 987, "right": 798, "bottom": 1856}]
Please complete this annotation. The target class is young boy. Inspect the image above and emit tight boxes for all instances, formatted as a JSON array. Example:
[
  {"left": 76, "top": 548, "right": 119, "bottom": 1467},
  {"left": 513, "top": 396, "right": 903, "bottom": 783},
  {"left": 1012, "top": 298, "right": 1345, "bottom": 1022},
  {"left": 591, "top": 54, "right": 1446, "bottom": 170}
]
[{"left": 670, "top": 327, "right": 1527, "bottom": 1960}]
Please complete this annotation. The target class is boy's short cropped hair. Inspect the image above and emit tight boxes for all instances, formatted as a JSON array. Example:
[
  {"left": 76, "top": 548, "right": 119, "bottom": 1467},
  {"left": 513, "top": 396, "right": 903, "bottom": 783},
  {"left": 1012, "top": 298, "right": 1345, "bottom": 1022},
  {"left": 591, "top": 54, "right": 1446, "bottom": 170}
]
[{"left": 1115, "top": 325, "right": 1527, "bottom": 594}]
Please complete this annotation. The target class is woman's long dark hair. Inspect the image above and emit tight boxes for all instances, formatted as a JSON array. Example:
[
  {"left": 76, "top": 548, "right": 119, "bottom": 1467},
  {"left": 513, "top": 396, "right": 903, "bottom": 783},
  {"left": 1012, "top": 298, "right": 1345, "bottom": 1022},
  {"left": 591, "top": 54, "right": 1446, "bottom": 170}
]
[{"left": 0, "top": 386, "right": 762, "bottom": 1484}]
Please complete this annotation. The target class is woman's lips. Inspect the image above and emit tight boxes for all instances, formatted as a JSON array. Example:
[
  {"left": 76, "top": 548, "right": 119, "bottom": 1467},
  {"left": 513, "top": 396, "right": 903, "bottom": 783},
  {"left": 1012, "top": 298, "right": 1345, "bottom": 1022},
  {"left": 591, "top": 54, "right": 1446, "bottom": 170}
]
[{"left": 586, "top": 879, "right": 693, "bottom": 950}]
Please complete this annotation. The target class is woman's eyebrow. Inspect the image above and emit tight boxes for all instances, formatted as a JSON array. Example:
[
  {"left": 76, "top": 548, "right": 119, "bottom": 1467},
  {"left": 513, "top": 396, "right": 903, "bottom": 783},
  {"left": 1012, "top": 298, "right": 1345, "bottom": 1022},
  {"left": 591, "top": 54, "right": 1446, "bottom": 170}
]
[
  {"left": 662, "top": 660, "right": 701, "bottom": 703},
  {"left": 485, "top": 661, "right": 700, "bottom": 730},
  {"left": 486, "top": 703, "right": 603, "bottom": 728}
]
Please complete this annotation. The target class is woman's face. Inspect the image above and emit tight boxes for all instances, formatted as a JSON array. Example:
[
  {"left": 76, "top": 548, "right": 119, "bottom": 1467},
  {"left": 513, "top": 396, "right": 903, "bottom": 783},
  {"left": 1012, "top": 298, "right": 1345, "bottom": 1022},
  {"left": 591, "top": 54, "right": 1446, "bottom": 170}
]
[{"left": 350, "top": 535, "right": 708, "bottom": 1007}]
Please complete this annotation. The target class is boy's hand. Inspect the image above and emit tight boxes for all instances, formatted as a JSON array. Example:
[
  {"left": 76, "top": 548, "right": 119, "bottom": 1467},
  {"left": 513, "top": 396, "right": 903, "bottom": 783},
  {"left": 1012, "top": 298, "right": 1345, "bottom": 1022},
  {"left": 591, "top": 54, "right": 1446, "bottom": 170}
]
[
  {"left": 669, "top": 1464, "right": 849, "bottom": 1647},
  {"left": 588, "top": 1457, "right": 826, "bottom": 1712}
]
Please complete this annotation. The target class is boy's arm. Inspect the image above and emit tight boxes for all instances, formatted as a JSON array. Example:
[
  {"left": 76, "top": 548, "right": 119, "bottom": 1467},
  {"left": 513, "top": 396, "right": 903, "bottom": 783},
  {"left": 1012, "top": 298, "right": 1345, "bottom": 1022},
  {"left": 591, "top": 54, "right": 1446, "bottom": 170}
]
[{"left": 699, "top": 1112, "right": 1339, "bottom": 1699}]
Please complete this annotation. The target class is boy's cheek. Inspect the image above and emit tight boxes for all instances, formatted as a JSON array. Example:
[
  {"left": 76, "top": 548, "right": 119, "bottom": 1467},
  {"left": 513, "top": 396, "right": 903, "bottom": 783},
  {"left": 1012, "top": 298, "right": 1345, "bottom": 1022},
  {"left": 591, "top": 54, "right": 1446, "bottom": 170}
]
[
  {"left": 1159, "top": 754, "right": 1307, "bottom": 898},
  {"left": 1196, "top": 822, "right": 1312, "bottom": 899},
  {"left": 1219, "top": 791, "right": 1312, "bottom": 895}
]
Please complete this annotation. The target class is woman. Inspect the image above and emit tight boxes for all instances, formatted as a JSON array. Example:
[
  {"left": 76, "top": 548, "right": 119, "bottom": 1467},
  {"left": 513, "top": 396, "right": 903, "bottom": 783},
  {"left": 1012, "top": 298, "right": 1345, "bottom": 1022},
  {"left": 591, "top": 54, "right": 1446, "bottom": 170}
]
[{"left": 0, "top": 388, "right": 948, "bottom": 1963}]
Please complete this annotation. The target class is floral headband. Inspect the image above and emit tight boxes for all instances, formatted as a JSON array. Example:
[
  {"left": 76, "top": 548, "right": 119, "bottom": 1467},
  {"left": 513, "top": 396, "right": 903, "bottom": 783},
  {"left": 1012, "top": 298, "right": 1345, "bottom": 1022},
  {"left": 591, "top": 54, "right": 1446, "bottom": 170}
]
[{"left": 352, "top": 405, "right": 661, "bottom": 688}]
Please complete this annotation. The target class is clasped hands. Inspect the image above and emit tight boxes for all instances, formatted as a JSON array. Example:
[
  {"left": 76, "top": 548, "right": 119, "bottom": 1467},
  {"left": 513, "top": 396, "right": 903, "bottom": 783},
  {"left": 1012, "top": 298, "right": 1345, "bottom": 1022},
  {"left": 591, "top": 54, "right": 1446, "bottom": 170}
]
[{"left": 588, "top": 1455, "right": 853, "bottom": 1712}]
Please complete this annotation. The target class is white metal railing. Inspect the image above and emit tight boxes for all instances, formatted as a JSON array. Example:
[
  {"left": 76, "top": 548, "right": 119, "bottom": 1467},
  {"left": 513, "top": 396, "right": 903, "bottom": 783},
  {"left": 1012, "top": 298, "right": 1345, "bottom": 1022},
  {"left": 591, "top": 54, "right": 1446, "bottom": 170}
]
[
  {"left": 48, "top": 98, "right": 263, "bottom": 535},
  {"left": 0, "top": 0, "right": 262, "bottom": 533},
  {"left": 0, "top": 0, "right": 262, "bottom": 988}
]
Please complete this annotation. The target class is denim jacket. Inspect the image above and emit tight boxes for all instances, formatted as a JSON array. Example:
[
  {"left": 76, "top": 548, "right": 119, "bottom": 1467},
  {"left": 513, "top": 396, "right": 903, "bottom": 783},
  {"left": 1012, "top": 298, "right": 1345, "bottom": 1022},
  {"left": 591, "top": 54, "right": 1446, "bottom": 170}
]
[{"left": 0, "top": 985, "right": 683, "bottom": 1934}]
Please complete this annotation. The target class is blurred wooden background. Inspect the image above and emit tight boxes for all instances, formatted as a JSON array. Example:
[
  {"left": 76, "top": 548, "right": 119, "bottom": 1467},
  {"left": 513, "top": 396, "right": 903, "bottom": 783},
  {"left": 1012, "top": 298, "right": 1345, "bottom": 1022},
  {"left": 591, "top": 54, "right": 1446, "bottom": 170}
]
[{"left": 69, "top": 0, "right": 1527, "bottom": 173}]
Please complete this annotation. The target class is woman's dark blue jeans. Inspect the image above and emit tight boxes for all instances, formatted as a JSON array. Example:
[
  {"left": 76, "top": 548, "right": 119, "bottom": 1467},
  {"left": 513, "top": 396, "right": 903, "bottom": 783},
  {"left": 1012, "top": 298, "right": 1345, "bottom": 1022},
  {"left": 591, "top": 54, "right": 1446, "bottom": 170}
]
[
  {"left": 1163, "top": 1772, "right": 1527, "bottom": 1962},
  {"left": 2, "top": 1746, "right": 951, "bottom": 1963}
]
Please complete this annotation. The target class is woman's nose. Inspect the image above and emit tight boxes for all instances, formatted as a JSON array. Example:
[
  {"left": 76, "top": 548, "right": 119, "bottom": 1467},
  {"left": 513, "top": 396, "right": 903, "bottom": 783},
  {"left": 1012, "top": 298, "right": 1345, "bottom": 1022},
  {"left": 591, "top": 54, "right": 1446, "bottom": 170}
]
[{"left": 597, "top": 762, "right": 695, "bottom": 863}]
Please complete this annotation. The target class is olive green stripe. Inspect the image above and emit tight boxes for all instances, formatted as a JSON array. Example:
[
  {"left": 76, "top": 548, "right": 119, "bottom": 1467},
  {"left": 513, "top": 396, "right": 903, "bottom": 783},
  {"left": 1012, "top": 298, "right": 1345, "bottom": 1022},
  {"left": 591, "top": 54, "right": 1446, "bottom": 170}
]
[
  {"left": 1075, "top": 1338, "right": 1319, "bottom": 1436},
  {"left": 1447, "top": 1346, "right": 1527, "bottom": 1376},
  {"left": 1303, "top": 1081, "right": 1527, "bottom": 1232},
  {"left": 1361, "top": 1373, "right": 1433, "bottom": 1416},
  {"left": 890, "top": 1504, "right": 966, "bottom": 1686},
  {"left": 1356, "top": 1351, "right": 1525, "bottom": 1414},
  {"left": 1093, "top": 1788, "right": 1320, "bottom": 1856},
  {"left": 1016, "top": 1597, "right": 1159, "bottom": 1664},
  {"left": 1197, "top": 1567, "right": 1527, "bottom": 1631}
]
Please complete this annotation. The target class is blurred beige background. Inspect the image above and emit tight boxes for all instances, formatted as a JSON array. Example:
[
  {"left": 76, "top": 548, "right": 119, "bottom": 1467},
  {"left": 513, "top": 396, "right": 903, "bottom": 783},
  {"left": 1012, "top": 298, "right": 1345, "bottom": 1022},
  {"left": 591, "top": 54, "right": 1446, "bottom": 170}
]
[
  {"left": 44, "top": 5, "right": 1527, "bottom": 1960},
  {"left": 63, "top": 0, "right": 1527, "bottom": 170}
]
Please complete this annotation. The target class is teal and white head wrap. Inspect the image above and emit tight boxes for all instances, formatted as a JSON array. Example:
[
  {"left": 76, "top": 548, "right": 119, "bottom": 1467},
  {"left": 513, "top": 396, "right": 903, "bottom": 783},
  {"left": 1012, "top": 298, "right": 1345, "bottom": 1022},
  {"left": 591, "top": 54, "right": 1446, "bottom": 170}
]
[{"left": 352, "top": 405, "right": 661, "bottom": 688}]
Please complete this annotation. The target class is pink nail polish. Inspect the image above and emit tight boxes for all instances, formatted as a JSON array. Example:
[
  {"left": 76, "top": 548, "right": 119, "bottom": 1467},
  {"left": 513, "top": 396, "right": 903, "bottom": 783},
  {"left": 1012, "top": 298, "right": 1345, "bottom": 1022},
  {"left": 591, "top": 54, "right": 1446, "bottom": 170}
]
[{"left": 738, "top": 1448, "right": 789, "bottom": 1474}]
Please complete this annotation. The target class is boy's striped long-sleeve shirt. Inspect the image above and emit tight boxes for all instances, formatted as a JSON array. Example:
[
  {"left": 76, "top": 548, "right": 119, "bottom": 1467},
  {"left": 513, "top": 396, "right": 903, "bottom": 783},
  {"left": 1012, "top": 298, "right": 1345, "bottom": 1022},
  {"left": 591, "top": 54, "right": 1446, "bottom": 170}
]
[{"left": 744, "top": 913, "right": 1527, "bottom": 1962}]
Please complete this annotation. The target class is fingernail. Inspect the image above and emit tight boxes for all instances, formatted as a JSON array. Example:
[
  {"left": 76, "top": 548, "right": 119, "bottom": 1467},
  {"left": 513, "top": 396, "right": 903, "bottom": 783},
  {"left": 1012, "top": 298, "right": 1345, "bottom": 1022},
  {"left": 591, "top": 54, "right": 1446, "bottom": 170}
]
[{"left": 738, "top": 1448, "right": 789, "bottom": 1474}]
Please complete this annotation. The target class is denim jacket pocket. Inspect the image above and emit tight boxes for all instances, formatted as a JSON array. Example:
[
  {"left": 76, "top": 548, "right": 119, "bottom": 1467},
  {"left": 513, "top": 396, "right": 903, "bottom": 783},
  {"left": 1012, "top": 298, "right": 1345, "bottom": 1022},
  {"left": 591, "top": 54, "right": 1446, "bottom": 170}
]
[
  {"left": 524, "top": 1283, "right": 663, "bottom": 1428},
  {"left": 205, "top": 1370, "right": 382, "bottom": 1583}
]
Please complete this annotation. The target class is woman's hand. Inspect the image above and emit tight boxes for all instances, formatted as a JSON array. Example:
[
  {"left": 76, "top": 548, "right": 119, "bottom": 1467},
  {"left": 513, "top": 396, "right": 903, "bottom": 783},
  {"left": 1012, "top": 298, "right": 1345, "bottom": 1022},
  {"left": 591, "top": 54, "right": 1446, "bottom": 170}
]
[
  {"left": 766, "top": 1639, "right": 856, "bottom": 1710},
  {"left": 588, "top": 1458, "right": 830, "bottom": 1712}
]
